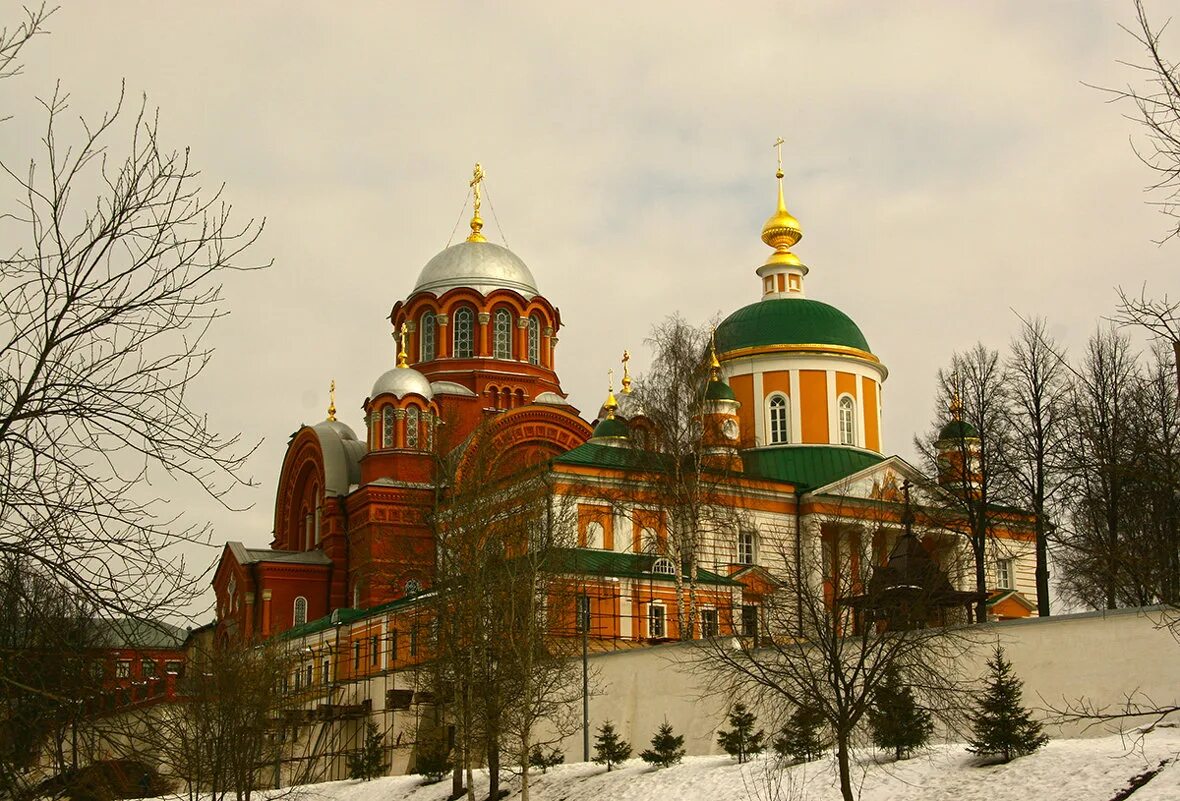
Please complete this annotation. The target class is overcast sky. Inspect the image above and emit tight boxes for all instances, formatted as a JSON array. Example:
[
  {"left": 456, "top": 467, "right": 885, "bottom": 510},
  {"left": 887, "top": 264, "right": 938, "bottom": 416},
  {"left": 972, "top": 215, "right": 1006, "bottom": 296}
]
[{"left": 4, "top": 2, "right": 1176, "bottom": 619}]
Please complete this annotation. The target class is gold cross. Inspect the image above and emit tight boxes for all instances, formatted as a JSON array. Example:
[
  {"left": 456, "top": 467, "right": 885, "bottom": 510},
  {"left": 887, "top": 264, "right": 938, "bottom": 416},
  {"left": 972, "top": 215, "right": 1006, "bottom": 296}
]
[
  {"left": 773, "top": 137, "right": 785, "bottom": 178},
  {"left": 395, "top": 323, "right": 409, "bottom": 368},
  {"left": 327, "top": 379, "right": 337, "bottom": 421},
  {"left": 470, "top": 162, "right": 485, "bottom": 217}
]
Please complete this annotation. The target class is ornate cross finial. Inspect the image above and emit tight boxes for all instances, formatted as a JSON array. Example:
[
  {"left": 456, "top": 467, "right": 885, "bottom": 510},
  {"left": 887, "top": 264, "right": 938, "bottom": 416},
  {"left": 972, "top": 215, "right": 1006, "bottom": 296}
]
[
  {"left": 396, "top": 323, "right": 409, "bottom": 368},
  {"left": 621, "top": 350, "right": 632, "bottom": 394},
  {"left": 467, "top": 162, "right": 487, "bottom": 242},
  {"left": 327, "top": 379, "right": 337, "bottom": 422},
  {"left": 773, "top": 136, "right": 785, "bottom": 179},
  {"left": 709, "top": 327, "right": 721, "bottom": 379},
  {"left": 949, "top": 372, "right": 963, "bottom": 420},
  {"left": 603, "top": 368, "right": 619, "bottom": 419}
]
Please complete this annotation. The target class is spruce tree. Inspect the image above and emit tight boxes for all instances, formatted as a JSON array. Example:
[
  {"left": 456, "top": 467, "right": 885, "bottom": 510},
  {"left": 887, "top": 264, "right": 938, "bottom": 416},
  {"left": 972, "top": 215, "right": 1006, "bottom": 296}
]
[
  {"left": 772, "top": 706, "right": 827, "bottom": 763},
  {"left": 347, "top": 719, "right": 386, "bottom": 780},
  {"left": 716, "top": 702, "right": 765, "bottom": 764},
  {"left": 639, "top": 720, "right": 686, "bottom": 768},
  {"left": 528, "top": 745, "right": 564, "bottom": 773},
  {"left": 868, "top": 668, "right": 933, "bottom": 761},
  {"left": 412, "top": 726, "right": 453, "bottom": 784},
  {"left": 593, "top": 721, "right": 632, "bottom": 772},
  {"left": 968, "top": 646, "right": 1048, "bottom": 763}
]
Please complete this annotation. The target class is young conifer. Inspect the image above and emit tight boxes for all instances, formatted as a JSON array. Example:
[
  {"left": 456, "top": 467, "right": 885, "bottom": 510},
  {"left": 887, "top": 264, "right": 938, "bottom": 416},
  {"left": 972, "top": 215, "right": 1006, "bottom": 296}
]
[
  {"left": 593, "top": 721, "right": 632, "bottom": 772},
  {"left": 639, "top": 720, "right": 686, "bottom": 768},
  {"left": 868, "top": 668, "right": 933, "bottom": 761},
  {"left": 347, "top": 718, "right": 386, "bottom": 780},
  {"left": 412, "top": 726, "right": 453, "bottom": 784},
  {"left": 968, "top": 646, "right": 1048, "bottom": 763},
  {"left": 772, "top": 706, "right": 827, "bottom": 763},
  {"left": 717, "top": 702, "right": 765, "bottom": 764},
  {"left": 528, "top": 745, "right": 564, "bottom": 773}
]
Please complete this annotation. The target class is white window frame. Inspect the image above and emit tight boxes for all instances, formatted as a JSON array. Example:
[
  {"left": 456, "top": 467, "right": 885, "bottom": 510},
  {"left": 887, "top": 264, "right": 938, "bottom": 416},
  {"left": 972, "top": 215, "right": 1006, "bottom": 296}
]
[
  {"left": 996, "top": 558, "right": 1015, "bottom": 591},
  {"left": 453, "top": 307, "right": 474, "bottom": 358},
  {"left": 648, "top": 603, "right": 666, "bottom": 638},
  {"left": 420, "top": 311, "right": 436, "bottom": 361},
  {"left": 768, "top": 393, "right": 790, "bottom": 444},
  {"left": 738, "top": 530, "right": 757, "bottom": 565},
  {"left": 838, "top": 394, "right": 857, "bottom": 446},
  {"left": 493, "top": 308, "right": 513, "bottom": 360},
  {"left": 652, "top": 557, "right": 676, "bottom": 575},
  {"left": 293, "top": 596, "right": 308, "bottom": 626}
]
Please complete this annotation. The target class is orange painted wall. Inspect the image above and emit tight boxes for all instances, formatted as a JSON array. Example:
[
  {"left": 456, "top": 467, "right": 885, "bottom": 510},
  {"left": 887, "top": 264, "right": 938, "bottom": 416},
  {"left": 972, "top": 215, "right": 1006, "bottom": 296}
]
[
  {"left": 729, "top": 373, "right": 755, "bottom": 448},
  {"left": 861, "top": 377, "right": 880, "bottom": 452},
  {"left": 835, "top": 371, "right": 857, "bottom": 400},
  {"left": 762, "top": 370, "right": 791, "bottom": 399},
  {"left": 799, "top": 370, "right": 829, "bottom": 444}
]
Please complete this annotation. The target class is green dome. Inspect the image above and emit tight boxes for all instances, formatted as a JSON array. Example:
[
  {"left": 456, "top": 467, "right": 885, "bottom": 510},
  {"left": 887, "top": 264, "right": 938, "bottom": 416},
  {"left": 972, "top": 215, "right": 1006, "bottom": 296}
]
[
  {"left": 938, "top": 419, "right": 978, "bottom": 441},
  {"left": 592, "top": 417, "right": 630, "bottom": 440},
  {"left": 705, "top": 379, "right": 736, "bottom": 401},
  {"left": 715, "top": 298, "right": 871, "bottom": 355}
]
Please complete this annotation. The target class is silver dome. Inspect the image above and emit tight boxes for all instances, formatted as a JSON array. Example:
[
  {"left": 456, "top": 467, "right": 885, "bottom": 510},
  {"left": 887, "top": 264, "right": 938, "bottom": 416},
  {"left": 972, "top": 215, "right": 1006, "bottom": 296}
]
[
  {"left": 310, "top": 419, "right": 364, "bottom": 496},
  {"left": 371, "top": 366, "right": 434, "bottom": 400},
  {"left": 412, "top": 240, "right": 539, "bottom": 299}
]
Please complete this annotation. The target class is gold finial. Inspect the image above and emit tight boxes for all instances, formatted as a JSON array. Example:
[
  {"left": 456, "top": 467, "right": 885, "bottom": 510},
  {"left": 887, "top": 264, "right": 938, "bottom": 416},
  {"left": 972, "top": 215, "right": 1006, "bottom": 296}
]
[
  {"left": 604, "top": 369, "right": 619, "bottom": 419},
  {"left": 327, "top": 379, "right": 337, "bottom": 422},
  {"left": 761, "top": 137, "right": 803, "bottom": 266},
  {"left": 467, "top": 162, "right": 487, "bottom": 243},
  {"left": 396, "top": 323, "right": 409, "bottom": 368},
  {"left": 949, "top": 374, "right": 963, "bottom": 421},
  {"left": 709, "top": 328, "right": 721, "bottom": 381},
  {"left": 621, "top": 350, "right": 632, "bottom": 394}
]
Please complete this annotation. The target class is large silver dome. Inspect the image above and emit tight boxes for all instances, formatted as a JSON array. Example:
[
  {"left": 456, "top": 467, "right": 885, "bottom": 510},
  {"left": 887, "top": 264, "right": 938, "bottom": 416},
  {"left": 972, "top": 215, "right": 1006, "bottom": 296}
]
[
  {"left": 371, "top": 366, "right": 434, "bottom": 400},
  {"left": 412, "top": 240, "right": 539, "bottom": 299}
]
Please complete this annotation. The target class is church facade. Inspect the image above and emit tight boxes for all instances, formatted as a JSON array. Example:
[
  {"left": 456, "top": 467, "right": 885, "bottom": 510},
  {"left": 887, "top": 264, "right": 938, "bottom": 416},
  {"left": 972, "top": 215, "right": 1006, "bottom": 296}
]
[{"left": 211, "top": 160, "right": 1038, "bottom": 656}]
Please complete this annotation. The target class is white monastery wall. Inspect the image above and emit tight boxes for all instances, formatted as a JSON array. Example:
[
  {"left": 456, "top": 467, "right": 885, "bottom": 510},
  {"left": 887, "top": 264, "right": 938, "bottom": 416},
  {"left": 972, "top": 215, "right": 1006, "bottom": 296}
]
[{"left": 544, "top": 606, "right": 1179, "bottom": 763}]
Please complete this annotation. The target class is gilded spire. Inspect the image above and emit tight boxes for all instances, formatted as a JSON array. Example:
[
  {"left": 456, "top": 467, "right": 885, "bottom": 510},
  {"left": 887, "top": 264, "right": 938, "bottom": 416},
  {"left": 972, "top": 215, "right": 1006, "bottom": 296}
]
[
  {"left": 761, "top": 137, "right": 803, "bottom": 266},
  {"left": 708, "top": 328, "right": 721, "bottom": 381},
  {"left": 603, "top": 369, "right": 619, "bottom": 419},
  {"left": 621, "top": 350, "right": 632, "bottom": 394},
  {"left": 327, "top": 379, "right": 337, "bottom": 422},
  {"left": 396, "top": 323, "right": 409, "bottom": 368},
  {"left": 467, "top": 162, "right": 487, "bottom": 243}
]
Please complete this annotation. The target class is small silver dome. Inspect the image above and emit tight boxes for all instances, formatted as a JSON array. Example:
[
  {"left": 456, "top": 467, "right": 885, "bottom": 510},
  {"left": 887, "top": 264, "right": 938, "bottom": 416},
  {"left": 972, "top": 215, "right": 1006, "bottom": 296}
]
[
  {"left": 413, "top": 240, "right": 539, "bottom": 299},
  {"left": 371, "top": 366, "right": 434, "bottom": 400}
]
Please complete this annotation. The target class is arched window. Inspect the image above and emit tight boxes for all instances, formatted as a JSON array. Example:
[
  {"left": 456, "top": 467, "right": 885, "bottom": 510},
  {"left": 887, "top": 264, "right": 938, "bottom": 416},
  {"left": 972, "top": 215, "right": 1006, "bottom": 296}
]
[
  {"left": 838, "top": 395, "right": 856, "bottom": 446},
  {"left": 424, "top": 412, "right": 434, "bottom": 451},
  {"left": 406, "top": 406, "right": 419, "bottom": 449},
  {"left": 404, "top": 578, "right": 421, "bottom": 597},
  {"left": 652, "top": 557, "right": 676, "bottom": 575},
  {"left": 493, "top": 308, "right": 513, "bottom": 360},
  {"left": 382, "top": 406, "right": 395, "bottom": 448},
  {"left": 528, "top": 314, "right": 541, "bottom": 365},
  {"left": 584, "top": 521, "right": 604, "bottom": 549},
  {"left": 453, "top": 307, "right": 474, "bottom": 358},
  {"left": 293, "top": 596, "right": 308, "bottom": 626},
  {"left": 769, "top": 394, "right": 789, "bottom": 444},
  {"left": 420, "top": 311, "right": 436, "bottom": 361}
]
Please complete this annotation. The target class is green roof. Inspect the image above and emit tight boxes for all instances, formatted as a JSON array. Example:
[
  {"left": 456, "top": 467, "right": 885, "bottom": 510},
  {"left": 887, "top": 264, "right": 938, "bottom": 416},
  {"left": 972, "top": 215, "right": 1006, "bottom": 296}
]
[
  {"left": 705, "top": 379, "right": 736, "bottom": 401},
  {"left": 554, "top": 441, "right": 669, "bottom": 470},
  {"left": 547, "top": 548, "right": 742, "bottom": 586},
  {"left": 592, "top": 417, "right": 630, "bottom": 439},
  {"left": 281, "top": 607, "right": 366, "bottom": 640},
  {"left": 937, "top": 419, "right": 979, "bottom": 441},
  {"left": 715, "top": 298, "right": 871, "bottom": 354},
  {"left": 742, "top": 446, "right": 885, "bottom": 490}
]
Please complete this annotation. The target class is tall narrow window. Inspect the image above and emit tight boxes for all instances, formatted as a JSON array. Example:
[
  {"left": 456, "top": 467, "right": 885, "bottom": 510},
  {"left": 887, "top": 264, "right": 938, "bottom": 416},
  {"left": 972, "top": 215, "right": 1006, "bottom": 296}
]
[
  {"left": 321, "top": 659, "right": 330, "bottom": 684},
  {"left": 838, "top": 395, "right": 856, "bottom": 446},
  {"left": 352, "top": 642, "right": 361, "bottom": 670},
  {"left": 738, "top": 530, "right": 756, "bottom": 565},
  {"left": 583, "top": 521, "right": 604, "bottom": 549},
  {"left": 528, "top": 315, "right": 541, "bottom": 365},
  {"left": 996, "top": 558, "right": 1015, "bottom": 590},
  {"left": 700, "top": 608, "right": 719, "bottom": 638},
  {"left": 493, "top": 308, "right": 513, "bottom": 360},
  {"left": 293, "top": 596, "right": 308, "bottom": 626},
  {"left": 406, "top": 407, "right": 419, "bottom": 449},
  {"left": 769, "top": 395, "right": 789, "bottom": 444},
  {"left": 420, "top": 311, "right": 436, "bottom": 361},
  {"left": 453, "top": 307, "right": 474, "bottom": 358},
  {"left": 649, "top": 605, "right": 666, "bottom": 638},
  {"left": 741, "top": 605, "right": 759, "bottom": 638},
  {"left": 370, "top": 635, "right": 380, "bottom": 666},
  {"left": 382, "top": 407, "right": 395, "bottom": 448}
]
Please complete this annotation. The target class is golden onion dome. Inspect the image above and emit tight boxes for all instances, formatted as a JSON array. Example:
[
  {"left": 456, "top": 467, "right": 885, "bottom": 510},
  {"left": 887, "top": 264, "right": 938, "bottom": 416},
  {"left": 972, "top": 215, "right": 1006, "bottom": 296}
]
[{"left": 761, "top": 169, "right": 803, "bottom": 260}]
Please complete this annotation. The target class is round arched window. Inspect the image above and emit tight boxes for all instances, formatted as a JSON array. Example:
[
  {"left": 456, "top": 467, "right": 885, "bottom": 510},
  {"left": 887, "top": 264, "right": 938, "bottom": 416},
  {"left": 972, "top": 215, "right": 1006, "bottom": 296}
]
[
  {"left": 453, "top": 307, "right": 475, "bottom": 358},
  {"left": 652, "top": 558, "right": 676, "bottom": 575},
  {"left": 493, "top": 308, "right": 514, "bottom": 360},
  {"left": 838, "top": 395, "right": 857, "bottom": 446}
]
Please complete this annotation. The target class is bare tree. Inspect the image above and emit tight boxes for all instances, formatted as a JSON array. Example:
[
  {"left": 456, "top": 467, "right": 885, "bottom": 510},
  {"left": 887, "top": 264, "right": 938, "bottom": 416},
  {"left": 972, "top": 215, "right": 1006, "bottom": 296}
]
[
  {"left": 692, "top": 488, "right": 977, "bottom": 801},
  {"left": 1004, "top": 317, "right": 1069, "bottom": 616},
  {"left": 1113, "top": 285, "right": 1180, "bottom": 402},
  {"left": 0, "top": 7, "right": 266, "bottom": 620}
]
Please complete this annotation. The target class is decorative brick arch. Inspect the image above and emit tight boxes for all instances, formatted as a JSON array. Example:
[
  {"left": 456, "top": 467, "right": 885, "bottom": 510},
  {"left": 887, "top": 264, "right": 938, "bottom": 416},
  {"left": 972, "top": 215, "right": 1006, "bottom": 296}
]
[
  {"left": 455, "top": 405, "right": 592, "bottom": 483},
  {"left": 273, "top": 427, "right": 326, "bottom": 550}
]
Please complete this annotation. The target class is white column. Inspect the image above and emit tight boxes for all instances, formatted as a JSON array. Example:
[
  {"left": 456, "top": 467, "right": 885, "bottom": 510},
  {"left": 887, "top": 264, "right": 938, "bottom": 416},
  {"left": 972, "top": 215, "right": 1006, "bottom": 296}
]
[
  {"left": 753, "top": 370, "right": 765, "bottom": 446},
  {"left": 826, "top": 370, "right": 838, "bottom": 444},
  {"left": 789, "top": 370, "right": 802, "bottom": 444},
  {"left": 854, "top": 374, "right": 864, "bottom": 448}
]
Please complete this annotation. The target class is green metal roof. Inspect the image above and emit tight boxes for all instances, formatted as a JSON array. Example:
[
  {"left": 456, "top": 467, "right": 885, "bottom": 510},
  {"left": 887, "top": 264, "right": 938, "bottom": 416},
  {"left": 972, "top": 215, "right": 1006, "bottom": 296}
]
[
  {"left": 554, "top": 441, "right": 669, "bottom": 470},
  {"left": 741, "top": 446, "right": 884, "bottom": 490},
  {"left": 705, "top": 379, "right": 737, "bottom": 401},
  {"left": 715, "top": 298, "right": 871, "bottom": 354},
  {"left": 547, "top": 548, "right": 743, "bottom": 586},
  {"left": 281, "top": 607, "right": 366, "bottom": 640},
  {"left": 592, "top": 417, "right": 630, "bottom": 439},
  {"left": 937, "top": 419, "right": 979, "bottom": 441}
]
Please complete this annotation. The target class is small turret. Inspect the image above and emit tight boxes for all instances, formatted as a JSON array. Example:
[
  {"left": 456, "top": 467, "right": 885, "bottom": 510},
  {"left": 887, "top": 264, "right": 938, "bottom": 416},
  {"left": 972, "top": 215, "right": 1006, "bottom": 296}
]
[
  {"left": 935, "top": 385, "right": 981, "bottom": 496},
  {"left": 699, "top": 331, "right": 743, "bottom": 471}
]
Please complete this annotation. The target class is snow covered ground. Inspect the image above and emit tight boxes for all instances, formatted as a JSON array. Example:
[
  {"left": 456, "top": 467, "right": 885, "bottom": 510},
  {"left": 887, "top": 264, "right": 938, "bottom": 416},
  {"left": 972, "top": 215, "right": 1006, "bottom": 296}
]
[{"left": 258, "top": 725, "right": 1180, "bottom": 801}]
